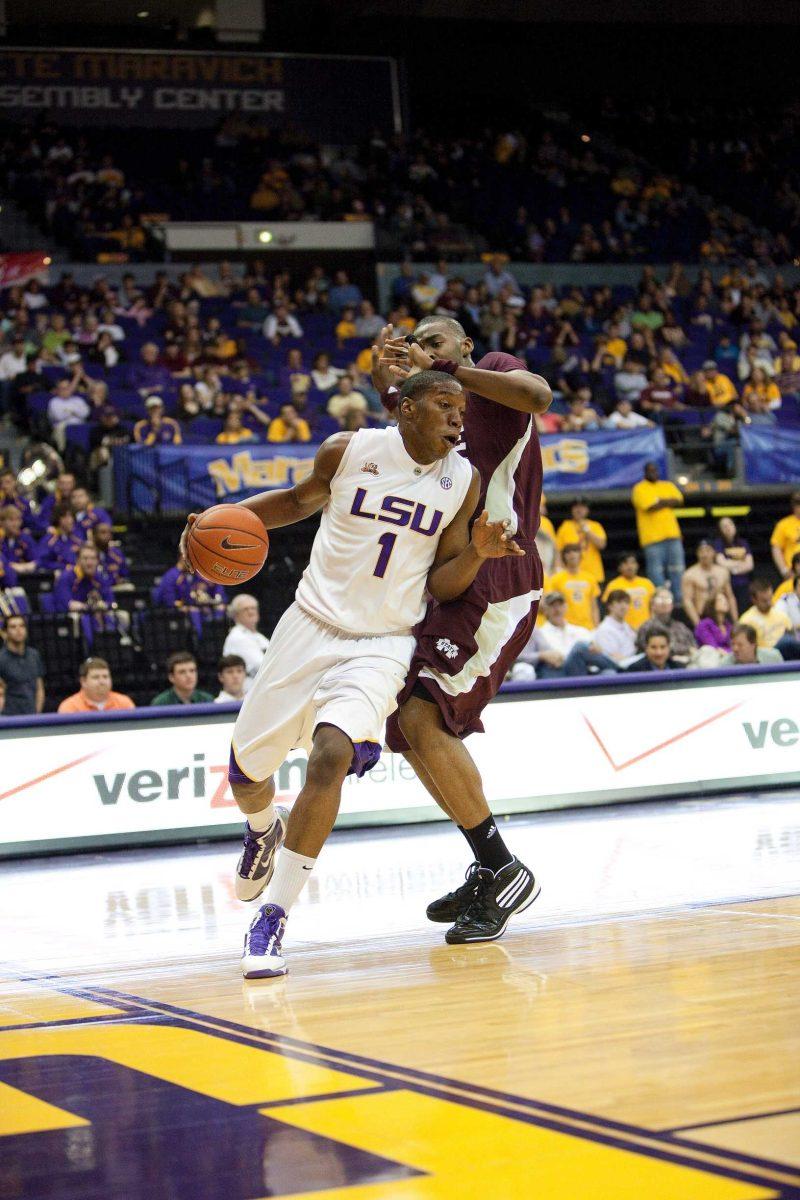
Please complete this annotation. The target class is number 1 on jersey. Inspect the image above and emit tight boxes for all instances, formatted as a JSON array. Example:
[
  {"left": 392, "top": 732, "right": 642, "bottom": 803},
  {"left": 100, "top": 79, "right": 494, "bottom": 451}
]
[{"left": 373, "top": 531, "right": 397, "bottom": 578}]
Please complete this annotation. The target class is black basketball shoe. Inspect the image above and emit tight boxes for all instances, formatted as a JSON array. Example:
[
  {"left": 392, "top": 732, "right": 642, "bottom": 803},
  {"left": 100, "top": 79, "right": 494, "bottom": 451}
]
[
  {"left": 445, "top": 858, "right": 540, "bottom": 944},
  {"left": 426, "top": 862, "right": 481, "bottom": 923}
]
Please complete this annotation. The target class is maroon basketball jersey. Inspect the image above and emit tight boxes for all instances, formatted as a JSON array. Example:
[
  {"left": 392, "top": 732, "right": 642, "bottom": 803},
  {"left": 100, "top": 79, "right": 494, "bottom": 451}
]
[{"left": 460, "top": 351, "right": 543, "bottom": 559}]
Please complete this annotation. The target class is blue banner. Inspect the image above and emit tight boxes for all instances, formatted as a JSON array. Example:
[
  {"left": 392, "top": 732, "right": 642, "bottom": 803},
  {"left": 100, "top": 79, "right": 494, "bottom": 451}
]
[
  {"left": 742, "top": 425, "right": 800, "bottom": 484},
  {"left": 115, "top": 427, "right": 668, "bottom": 513},
  {"left": 115, "top": 444, "right": 318, "bottom": 515},
  {"left": 540, "top": 428, "right": 667, "bottom": 491}
]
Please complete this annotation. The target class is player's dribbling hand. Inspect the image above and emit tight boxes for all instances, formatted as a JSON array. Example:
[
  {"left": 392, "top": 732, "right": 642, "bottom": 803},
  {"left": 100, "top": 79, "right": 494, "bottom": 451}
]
[
  {"left": 470, "top": 511, "right": 526, "bottom": 559},
  {"left": 179, "top": 513, "right": 198, "bottom": 566}
]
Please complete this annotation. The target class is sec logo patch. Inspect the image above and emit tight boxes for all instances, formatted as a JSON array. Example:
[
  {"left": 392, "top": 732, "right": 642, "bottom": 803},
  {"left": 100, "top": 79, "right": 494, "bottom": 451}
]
[{"left": 440, "top": 477, "right": 453, "bottom": 489}]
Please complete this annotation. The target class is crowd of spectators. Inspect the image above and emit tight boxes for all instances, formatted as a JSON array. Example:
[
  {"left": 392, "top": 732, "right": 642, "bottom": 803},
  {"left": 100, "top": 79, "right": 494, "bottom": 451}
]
[
  {"left": 1, "top": 258, "right": 799, "bottom": 486},
  {"left": 0, "top": 256, "right": 799, "bottom": 714},
  {"left": 1, "top": 106, "right": 797, "bottom": 264},
  {"left": 520, "top": 486, "right": 800, "bottom": 681}
]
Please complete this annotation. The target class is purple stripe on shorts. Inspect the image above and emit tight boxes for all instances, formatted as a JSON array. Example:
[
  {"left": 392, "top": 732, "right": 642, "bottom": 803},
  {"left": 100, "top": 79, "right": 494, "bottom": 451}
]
[
  {"left": 228, "top": 746, "right": 257, "bottom": 786},
  {"left": 349, "top": 740, "right": 381, "bottom": 778}
]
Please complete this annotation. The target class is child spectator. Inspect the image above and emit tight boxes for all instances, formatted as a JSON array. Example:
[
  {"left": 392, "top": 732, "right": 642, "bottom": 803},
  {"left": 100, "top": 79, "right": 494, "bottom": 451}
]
[
  {"left": 58, "top": 657, "right": 135, "bottom": 713},
  {"left": 151, "top": 651, "right": 214, "bottom": 706},
  {"left": 602, "top": 552, "right": 655, "bottom": 631},
  {"left": 548, "top": 544, "right": 600, "bottom": 630},
  {"left": 562, "top": 390, "right": 601, "bottom": 432},
  {"left": 695, "top": 593, "right": 734, "bottom": 652},
  {"left": 214, "top": 654, "right": 247, "bottom": 704},
  {"left": 555, "top": 497, "right": 607, "bottom": 585}
]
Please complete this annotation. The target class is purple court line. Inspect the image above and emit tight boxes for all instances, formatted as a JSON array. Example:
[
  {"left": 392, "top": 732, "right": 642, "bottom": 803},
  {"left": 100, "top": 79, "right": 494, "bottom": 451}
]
[{"left": 666, "top": 1104, "right": 800, "bottom": 1133}]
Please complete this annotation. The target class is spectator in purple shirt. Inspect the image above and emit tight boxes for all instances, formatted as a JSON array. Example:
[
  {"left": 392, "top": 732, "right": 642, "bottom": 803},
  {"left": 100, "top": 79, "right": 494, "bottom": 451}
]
[
  {"left": 36, "top": 506, "right": 83, "bottom": 571},
  {"left": 127, "top": 342, "right": 173, "bottom": 396},
  {"left": 70, "top": 486, "right": 112, "bottom": 538},
  {"left": 1, "top": 505, "right": 37, "bottom": 574},
  {"left": 695, "top": 592, "right": 734, "bottom": 652},
  {"left": 154, "top": 558, "right": 227, "bottom": 612},
  {"left": 53, "top": 543, "right": 113, "bottom": 613}
]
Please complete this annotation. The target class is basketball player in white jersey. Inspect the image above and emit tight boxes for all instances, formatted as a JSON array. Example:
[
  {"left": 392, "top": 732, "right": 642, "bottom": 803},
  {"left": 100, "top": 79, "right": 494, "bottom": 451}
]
[{"left": 180, "top": 371, "right": 526, "bottom": 977}]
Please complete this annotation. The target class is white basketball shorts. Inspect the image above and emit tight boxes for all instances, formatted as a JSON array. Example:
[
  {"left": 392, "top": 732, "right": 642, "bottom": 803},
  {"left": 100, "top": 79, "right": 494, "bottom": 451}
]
[{"left": 229, "top": 602, "right": 414, "bottom": 784}]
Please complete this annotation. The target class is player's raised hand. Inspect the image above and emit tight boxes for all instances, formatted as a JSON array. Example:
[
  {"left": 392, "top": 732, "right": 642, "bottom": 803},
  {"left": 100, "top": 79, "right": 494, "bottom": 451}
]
[
  {"left": 371, "top": 324, "right": 410, "bottom": 391},
  {"left": 178, "top": 513, "right": 198, "bottom": 566},
  {"left": 388, "top": 341, "right": 435, "bottom": 381},
  {"left": 470, "top": 511, "right": 526, "bottom": 559}
]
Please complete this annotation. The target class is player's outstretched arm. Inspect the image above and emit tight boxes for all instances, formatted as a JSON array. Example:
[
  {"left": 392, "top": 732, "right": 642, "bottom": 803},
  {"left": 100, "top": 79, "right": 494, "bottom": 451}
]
[
  {"left": 237, "top": 433, "right": 352, "bottom": 529},
  {"left": 386, "top": 343, "right": 552, "bottom": 415},
  {"left": 427, "top": 469, "right": 525, "bottom": 603},
  {"left": 179, "top": 434, "right": 352, "bottom": 557}
]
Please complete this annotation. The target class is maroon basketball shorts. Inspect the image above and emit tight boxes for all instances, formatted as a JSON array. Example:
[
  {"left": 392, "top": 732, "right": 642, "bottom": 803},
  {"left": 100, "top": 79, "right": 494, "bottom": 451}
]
[{"left": 386, "top": 563, "right": 543, "bottom": 751}]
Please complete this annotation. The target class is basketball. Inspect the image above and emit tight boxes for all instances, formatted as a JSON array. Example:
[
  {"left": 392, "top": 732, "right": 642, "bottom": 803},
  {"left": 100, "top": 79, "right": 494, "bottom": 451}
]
[{"left": 185, "top": 504, "right": 269, "bottom": 585}]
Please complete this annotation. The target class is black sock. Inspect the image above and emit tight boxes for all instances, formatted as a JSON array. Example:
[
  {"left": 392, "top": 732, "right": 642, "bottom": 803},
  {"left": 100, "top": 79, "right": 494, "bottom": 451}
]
[
  {"left": 465, "top": 815, "right": 514, "bottom": 874},
  {"left": 458, "top": 825, "right": 477, "bottom": 858}
]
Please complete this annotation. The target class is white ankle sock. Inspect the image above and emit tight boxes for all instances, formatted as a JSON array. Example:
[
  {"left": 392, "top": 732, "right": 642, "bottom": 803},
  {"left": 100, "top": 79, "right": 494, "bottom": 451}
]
[
  {"left": 266, "top": 847, "right": 316, "bottom": 914},
  {"left": 246, "top": 802, "right": 276, "bottom": 833}
]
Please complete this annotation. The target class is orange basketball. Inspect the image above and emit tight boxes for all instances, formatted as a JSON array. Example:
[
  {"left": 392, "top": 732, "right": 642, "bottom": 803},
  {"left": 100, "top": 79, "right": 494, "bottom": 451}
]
[{"left": 185, "top": 504, "right": 269, "bottom": 585}]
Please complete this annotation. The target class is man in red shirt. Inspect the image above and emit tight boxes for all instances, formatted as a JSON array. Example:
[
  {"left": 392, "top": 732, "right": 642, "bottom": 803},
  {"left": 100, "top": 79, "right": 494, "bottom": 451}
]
[{"left": 373, "top": 318, "right": 552, "bottom": 943}]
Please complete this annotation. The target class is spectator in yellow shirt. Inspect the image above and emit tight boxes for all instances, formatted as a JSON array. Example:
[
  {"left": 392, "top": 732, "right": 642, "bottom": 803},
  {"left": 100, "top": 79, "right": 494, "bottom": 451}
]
[
  {"left": 774, "top": 551, "right": 800, "bottom": 601},
  {"left": 742, "top": 367, "right": 781, "bottom": 420},
  {"left": 267, "top": 404, "right": 312, "bottom": 444},
  {"left": 336, "top": 308, "right": 358, "bottom": 343},
  {"left": 600, "top": 322, "right": 627, "bottom": 366},
  {"left": 548, "top": 544, "right": 600, "bottom": 629},
  {"left": 770, "top": 492, "right": 800, "bottom": 579},
  {"left": 702, "top": 360, "right": 740, "bottom": 409},
  {"left": 215, "top": 411, "right": 257, "bottom": 445},
  {"left": 602, "top": 552, "right": 656, "bottom": 630},
  {"left": 556, "top": 496, "right": 607, "bottom": 583},
  {"left": 739, "top": 579, "right": 797, "bottom": 659},
  {"left": 631, "top": 461, "right": 685, "bottom": 596}
]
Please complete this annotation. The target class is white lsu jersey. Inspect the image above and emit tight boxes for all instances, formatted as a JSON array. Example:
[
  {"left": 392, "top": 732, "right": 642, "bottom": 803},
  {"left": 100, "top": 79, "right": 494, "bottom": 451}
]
[{"left": 295, "top": 426, "right": 473, "bottom": 636}]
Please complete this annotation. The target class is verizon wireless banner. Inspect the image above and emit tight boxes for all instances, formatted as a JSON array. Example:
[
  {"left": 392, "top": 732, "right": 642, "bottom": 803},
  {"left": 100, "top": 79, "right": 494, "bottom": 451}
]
[{"left": 0, "top": 672, "right": 798, "bottom": 857}]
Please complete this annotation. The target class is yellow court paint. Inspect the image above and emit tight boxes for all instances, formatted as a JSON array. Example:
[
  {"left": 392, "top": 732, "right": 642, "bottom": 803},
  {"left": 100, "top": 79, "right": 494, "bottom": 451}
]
[{"left": 260, "top": 1089, "right": 776, "bottom": 1200}]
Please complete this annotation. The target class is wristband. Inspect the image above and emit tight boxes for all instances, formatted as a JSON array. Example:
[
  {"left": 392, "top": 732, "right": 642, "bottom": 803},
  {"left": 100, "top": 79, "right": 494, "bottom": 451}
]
[
  {"left": 380, "top": 386, "right": 399, "bottom": 414},
  {"left": 431, "top": 359, "right": 460, "bottom": 376}
]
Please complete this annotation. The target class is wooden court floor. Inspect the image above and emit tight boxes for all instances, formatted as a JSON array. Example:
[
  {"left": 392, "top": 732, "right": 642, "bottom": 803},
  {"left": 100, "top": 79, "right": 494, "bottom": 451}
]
[{"left": 1, "top": 792, "right": 799, "bottom": 1199}]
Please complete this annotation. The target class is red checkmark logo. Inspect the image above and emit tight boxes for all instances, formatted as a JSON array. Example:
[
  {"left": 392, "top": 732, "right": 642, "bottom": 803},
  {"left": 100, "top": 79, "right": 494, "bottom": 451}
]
[
  {"left": 0, "top": 749, "right": 106, "bottom": 804},
  {"left": 582, "top": 702, "right": 742, "bottom": 772}
]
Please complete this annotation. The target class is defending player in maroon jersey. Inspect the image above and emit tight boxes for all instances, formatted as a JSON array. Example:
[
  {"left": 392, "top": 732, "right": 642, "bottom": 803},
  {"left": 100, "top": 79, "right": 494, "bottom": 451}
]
[{"left": 372, "top": 316, "right": 552, "bottom": 944}]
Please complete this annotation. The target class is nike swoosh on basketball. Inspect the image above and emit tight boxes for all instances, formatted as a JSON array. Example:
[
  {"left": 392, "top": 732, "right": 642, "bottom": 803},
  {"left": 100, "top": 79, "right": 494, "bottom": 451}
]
[{"left": 220, "top": 535, "right": 257, "bottom": 550}]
